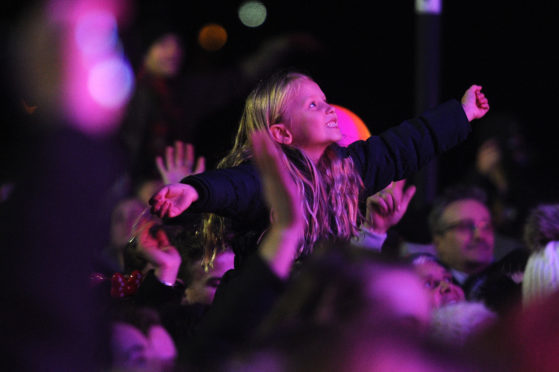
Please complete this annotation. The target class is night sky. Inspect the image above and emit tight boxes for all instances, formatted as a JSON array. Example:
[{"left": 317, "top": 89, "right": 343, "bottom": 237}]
[
  {"left": 3, "top": 0, "right": 559, "bottom": 187},
  {"left": 132, "top": 1, "right": 559, "bottom": 186}
]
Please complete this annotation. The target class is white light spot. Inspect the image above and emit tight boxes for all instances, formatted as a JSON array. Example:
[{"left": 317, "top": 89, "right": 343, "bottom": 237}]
[
  {"left": 87, "top": 57, "right": 134, "bottom": 108},
  {"left": 75, "top": 10, "right": 118, "bottom": 56},
  {"left": 238, "top": 1, "right": 267, "bottom": 28}
]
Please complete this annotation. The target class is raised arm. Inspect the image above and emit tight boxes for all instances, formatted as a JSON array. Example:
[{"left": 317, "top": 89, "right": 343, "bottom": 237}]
[
  {"left": 150, "top": 158, "right": 267, "bottom": 235},
  {"left": 132, "top": 216, "right": 182, "bottom": 286},
  {"left": 347, "top": 86, "right": 489, "bottom": 197},
  {"left": 250, "top": 130, "right": 304, "bottom": 278}
]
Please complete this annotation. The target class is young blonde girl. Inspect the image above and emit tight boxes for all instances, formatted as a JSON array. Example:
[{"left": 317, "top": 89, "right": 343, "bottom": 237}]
[{"left": 150, "top": 70, "right": 489, "bottom": 268}]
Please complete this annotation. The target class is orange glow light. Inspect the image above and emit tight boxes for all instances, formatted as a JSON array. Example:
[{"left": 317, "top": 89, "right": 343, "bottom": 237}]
[
  {"left": 333, "top": 104, "right": 371, "bottom": 147},
  {"left": 198, "top": 23, "right": 228, "bottom": 51}
]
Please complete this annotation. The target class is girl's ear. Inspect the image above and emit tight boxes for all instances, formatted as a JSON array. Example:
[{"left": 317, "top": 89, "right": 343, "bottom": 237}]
[{"left": 269, "top": 124, "right": 293, "bottom": 145}]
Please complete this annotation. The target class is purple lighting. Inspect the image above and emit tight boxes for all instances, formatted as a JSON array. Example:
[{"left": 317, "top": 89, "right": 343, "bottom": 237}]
[
  {"left": 74, "top": 10, "right": 118, "bottom": 56},
  {"left": 88, "top": 57, "right": 134, "bottom": 109},
  {"left": 46, "top": 0, "right": 133, "bottom": 136}
]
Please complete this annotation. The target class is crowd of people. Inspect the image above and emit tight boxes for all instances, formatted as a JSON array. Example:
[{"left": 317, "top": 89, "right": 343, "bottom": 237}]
[
  {"left": 93, "top": 67, "right": 559, "bottom": 372},
  {"left": 3, "top": 5, "right": 559, "bottom": 372}
]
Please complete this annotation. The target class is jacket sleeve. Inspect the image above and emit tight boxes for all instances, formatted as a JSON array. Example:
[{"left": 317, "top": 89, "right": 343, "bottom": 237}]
[
  {"left": 345, "top": 99, "right": 470, "bottom": 197},
  {"left": 179, "top": 161, "right": 269, "bottom": 227}
]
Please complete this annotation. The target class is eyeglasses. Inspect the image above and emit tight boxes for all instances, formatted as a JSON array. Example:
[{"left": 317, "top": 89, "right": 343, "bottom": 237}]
[{"left": 436, "top": 219, "right": 493, "bottom": 235}]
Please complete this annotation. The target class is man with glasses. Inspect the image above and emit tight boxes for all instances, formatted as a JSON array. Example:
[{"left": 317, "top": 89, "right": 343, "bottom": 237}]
[
  {"left": 427, "top": 185, "right": 529, "bottom": 315},
  {"left": 428, "top": 186, "right": 496, "bottom": 285}
]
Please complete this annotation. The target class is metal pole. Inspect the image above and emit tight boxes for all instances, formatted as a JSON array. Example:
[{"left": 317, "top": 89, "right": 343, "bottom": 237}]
[{"left": 412, "top": 0, "right": 442, "bottom": 209}]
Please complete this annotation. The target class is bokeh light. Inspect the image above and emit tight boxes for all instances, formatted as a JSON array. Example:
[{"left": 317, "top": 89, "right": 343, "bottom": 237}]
[
  {"left": 87, "top": 57, "right": 134, "bottom": 108},
  {"left": 238, "top": 1, "right": 267, "bottom": 28},
  {"left": 198, "top": 23, "right": 228, "bottom": 51},
  {"left": 55, "top": 0, "right": 134, "bottom": 136},
  {"left": 333, "top": 104, "right": 371, "bottom": 146},
  {"left": 74, "top": 10, "right": 118, "bottom": 56}
]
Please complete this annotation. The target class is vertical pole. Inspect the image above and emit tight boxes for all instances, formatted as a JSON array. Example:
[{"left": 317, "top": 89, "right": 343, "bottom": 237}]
[{"left": 412, "top": 0, "right": 442, "bottom": 209}]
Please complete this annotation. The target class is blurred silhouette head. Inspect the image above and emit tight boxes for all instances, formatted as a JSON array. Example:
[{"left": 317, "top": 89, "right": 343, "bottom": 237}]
[{"left": 110, "top": 305, "right": 176, "bottom": 372}]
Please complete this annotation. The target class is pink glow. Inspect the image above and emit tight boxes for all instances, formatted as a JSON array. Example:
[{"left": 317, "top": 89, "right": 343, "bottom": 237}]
[
  {"left": 334, "top": 105, "right": 371, "bottom": 147},
  {"left": 48, "top": 0, "right": 133, "bottom": 137},
  {"left": 88, "top": 57, "right": 134, "bottom": 108}
]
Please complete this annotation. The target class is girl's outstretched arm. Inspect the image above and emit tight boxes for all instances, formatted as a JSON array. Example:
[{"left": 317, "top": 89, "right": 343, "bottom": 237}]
[{"left": 347, "top": 88, "right": 487, "bottom": 198}]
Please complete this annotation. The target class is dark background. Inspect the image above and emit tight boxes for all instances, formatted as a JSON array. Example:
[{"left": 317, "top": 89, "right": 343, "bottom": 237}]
[
  {"left": 2, "top": 0, "right": 559, "bottom": 194},
  {"left": 1, "top": 2, "right": 557, "bottom": 368},
  {"left": 130, "top": 0, "right": 559, "bottom": 190}
]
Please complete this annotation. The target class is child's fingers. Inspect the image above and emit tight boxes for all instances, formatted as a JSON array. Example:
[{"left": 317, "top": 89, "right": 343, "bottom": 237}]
[
  {"left": 391, "top": 180, "right": 404, "bottom": 191},
  {"left": 185, "top": 143, "right": 194, "bottom": 169},
  {"left": 149, "top": 192, "right": 163, "bottom": 209},
  {"left": 160, "top": 201, "right": 170, "bottom": 218},
  {"left": 166, "top": 145, "right": 174, "bottom": 167},
  {"left": 194, "top": 156, "right": 206, "bottom": 174},
  {"left": 175, "top": 141, "right": 185, "bottom": 166},
  {"left": 155, "top": 228, "right": 170, "bottom": 247},
  {"left": 155, "top": 156, "right": 166, "bottom": 174},
  {"left": 378, "top": 197, "right": 389, "bottom": 215},
  {"left": 370, "top": 194, "right": 389, "bottom": 215},
  {"left": 401, "top": 184, "right": 416, "bottom": 208},
  {"left": 382, "top": 192, "right": 395, "bottom": 212}
]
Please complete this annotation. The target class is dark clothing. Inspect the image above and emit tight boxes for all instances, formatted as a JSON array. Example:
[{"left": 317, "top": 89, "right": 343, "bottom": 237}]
[
  {"left": 134, "top": 270, "right": 208, "bottom": 349},
  {"left": 119, "top": 72, "right": 190, "bottom": 185},
  {"left": 178, "top": 99, "right": 470, "bottom": 256},
  {"left": 463, "top": 247, "right": 530, "bottom": 316},
  {"left": 143, "top": 99, "right": 469, "bottom": 368},
  {"left": 135, "top": 254, "right": 285, "bottom": 369},
  {"left": 119, "top": 66, "right": 256, "bottom": 187}
]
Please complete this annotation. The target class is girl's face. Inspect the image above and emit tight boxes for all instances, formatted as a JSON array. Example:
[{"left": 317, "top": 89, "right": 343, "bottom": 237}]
[{"left": 282, "top": 78, "right": 341, "bottom": 158}]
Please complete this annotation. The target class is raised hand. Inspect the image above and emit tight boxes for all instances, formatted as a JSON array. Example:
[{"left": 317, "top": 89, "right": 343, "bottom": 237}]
[
  {"left": 461, "top": 84, "right": 490, "bottom": 122},
  {"left": 156, "top": 141, "right": 206, "bottom": 185},
  {"left": 250, "top": 129, "right": 303, "bottom": 278},
  {"left": 364, "top": 179, "right": 416, "bottom": 235},
  {"left": 133, "top": 216, "right": 181, "bottom": 285},
  {"left": 149, "top": 183, "right": 199, "bottom": 218},
  {"left": 251, "top": 130, "right": 302, "bottom": 230}
]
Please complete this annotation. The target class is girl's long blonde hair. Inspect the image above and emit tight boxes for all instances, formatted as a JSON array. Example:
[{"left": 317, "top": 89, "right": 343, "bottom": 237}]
[{"left": 202, "top": 71, "right": 363, "bottom": 268}]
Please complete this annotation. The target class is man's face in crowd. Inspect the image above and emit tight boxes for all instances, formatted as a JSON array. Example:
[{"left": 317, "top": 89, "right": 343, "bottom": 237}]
[{"left": 433, "top": 199, "right": 494, "bottom": 274}]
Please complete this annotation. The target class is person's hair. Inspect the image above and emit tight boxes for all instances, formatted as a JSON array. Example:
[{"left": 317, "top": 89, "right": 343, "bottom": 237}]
[
  {"left": 255, "top": 239, "right": 406, "bottom": 338},
  {"left": 429, "top": 301, "right": 497, "bottom": 346},
  {"left": 406, "top": 252, "right": 448, "bottom": 269},
  {"left": 405, "top": 252, "right": 462, "bottom": 287},
  {"left": 201, "top": 70, "right": 363, "bottom": 267},
  {"left": 110, "top": 303, "right": 162, "bottom": 336},
  {"left": 523, "top": 204, "right": 559, "bottom": 252},
  {"left": 428, "top": 185, "right": 489, "bottom": 237}
]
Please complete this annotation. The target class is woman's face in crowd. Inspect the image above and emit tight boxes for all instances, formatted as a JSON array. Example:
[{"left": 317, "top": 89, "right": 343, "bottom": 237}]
[{"left": 414, "top": 260, "right": 465, "bottom": 309}]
